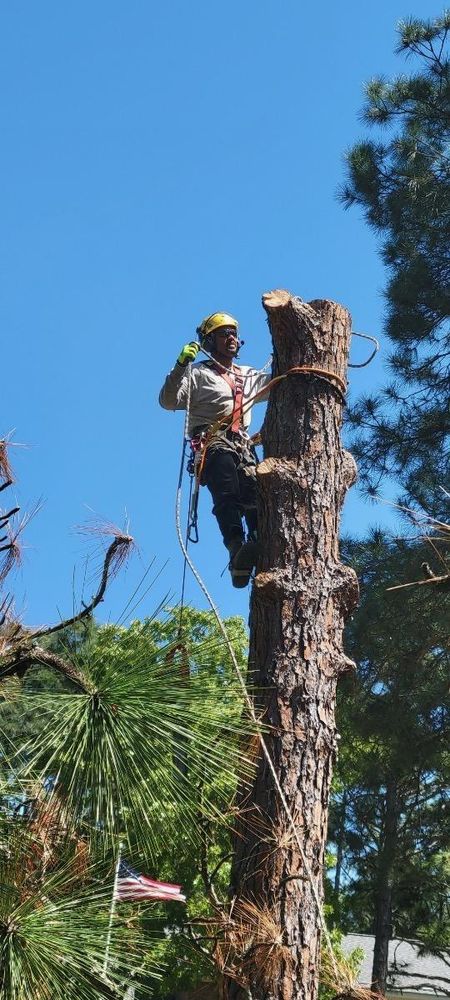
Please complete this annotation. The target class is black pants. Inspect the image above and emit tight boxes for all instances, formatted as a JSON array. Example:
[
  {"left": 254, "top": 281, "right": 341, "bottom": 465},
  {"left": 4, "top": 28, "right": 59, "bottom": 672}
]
[{"left": 201, "top": 446, "right": 257, "bottom": 547}]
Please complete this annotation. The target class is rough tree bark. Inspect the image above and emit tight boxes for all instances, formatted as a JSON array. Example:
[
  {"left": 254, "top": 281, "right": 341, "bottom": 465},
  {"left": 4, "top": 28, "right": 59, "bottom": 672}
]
[{"left": 226, "top": 291, "right": 358, "bottom": 1000}]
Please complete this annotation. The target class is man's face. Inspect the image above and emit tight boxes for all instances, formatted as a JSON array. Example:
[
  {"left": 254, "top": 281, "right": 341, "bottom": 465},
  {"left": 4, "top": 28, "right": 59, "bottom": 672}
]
[{"left": 212, "top": 326, "right": 238, "bottom": 357}]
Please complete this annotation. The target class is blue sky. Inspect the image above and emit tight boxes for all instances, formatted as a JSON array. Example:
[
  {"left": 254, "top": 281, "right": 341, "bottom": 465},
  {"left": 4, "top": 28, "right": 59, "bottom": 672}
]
[{"left": 1, "top": 1, "right": 434, "bottom": 628}]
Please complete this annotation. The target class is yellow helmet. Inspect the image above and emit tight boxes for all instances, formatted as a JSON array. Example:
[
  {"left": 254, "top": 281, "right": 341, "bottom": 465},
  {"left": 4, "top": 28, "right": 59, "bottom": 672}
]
[{"left": 196, "top": 312, "right": 239, "bottom": 344}]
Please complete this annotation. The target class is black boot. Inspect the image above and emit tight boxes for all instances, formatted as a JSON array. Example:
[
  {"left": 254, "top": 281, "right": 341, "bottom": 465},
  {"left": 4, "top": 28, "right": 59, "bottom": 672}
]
[
  {"left": 226, "top": 536, "right": 244, "bottom": 584},
  {"left": 227, "top": 537, "right": 259, "bottom": 589}
]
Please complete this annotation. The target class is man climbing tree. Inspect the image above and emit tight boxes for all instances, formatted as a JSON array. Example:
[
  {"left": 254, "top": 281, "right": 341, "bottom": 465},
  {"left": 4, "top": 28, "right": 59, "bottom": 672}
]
[{"left": 159, "top": 312, "right": 270, "bottom": 587}]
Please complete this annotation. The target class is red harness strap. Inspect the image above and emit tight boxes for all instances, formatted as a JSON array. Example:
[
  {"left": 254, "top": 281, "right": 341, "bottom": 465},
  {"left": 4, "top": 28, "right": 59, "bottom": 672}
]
[{"left": 213, "top": 365, "right": 244, "bottom": 432}]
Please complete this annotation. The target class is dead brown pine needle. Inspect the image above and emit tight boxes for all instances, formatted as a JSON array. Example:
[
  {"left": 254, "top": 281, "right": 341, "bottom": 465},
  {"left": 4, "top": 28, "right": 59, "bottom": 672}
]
[
  {"left": 0, "top": 437, "right": 14, "bottom": 488},
  {"left": 0, "top": 501, "right": 43, "bottom": 584},
  {"left": 76, "top": 518, "right": 135, "bottom": 580},
  {"left": 0, "top": 538, "right": 22, "bottom": 583},
  {"left": 321, "top": 948, "right": 383, "bottom": 1000},
  {"left": 205, "top": 898, "right": 292, "bottom": 990}
]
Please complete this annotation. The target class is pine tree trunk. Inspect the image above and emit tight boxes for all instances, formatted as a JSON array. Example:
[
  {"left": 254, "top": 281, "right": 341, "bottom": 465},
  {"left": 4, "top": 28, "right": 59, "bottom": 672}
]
[
  {"left": 226, "top": 291, "right": 358, "bottom": 1000},
  {"left": 371, "top": 780, "right": 399, "bottom": 994}
]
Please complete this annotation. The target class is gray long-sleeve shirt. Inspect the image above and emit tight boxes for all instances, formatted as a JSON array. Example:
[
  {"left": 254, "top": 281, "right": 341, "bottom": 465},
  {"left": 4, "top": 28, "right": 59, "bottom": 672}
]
[{"left": 159, "top": 359, "right": 271, "bottom": 437}]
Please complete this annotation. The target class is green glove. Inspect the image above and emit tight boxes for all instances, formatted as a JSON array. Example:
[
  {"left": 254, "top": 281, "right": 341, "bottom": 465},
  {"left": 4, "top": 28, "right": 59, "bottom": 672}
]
[{"left": 177, "top": 341, "right": 200, "bottom": 366}]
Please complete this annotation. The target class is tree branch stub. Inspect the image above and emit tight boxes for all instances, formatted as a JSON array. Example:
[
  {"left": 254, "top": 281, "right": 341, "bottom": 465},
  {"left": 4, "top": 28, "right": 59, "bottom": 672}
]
[{"left": 227, "top": 290, "right": 358, "bottom": 1000}]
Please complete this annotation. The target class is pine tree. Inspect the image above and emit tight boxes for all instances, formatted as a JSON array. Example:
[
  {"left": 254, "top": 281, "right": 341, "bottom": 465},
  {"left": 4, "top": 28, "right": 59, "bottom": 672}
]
[
  {"left": 225, "top": 291, "right": 358, "bottom": 1000},
  {"left": 331, "top": 533, "right": 450, "bottom": 993},
  {"left": 341, "top": 12, "right": 450, "bottom": 508}
]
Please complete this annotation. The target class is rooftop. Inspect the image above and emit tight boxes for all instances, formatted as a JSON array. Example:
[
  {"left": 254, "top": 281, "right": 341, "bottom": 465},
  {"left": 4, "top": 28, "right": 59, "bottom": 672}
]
[{"left": 343, "top": 935, "right": 450, "bottom": 997}]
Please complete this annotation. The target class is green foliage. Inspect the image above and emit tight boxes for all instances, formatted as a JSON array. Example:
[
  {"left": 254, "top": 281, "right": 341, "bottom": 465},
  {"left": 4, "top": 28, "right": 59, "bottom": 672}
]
[
  {"left": 330, "top": 534, "right": 450, "bottom": 950},
  {"left": 318, "top": 929, "right": 364, "bottom": 1000},
  {"left": 15, "top": 614, "right": 253, "bottom": 854},
  {"left": 0, "top": 838, "right": 160, "bottom": 1000},
  {"left": 341, "top": 12, "right": 450, "bottom": 506},
  {"left": 0, "top": 608, "right": 253, "bottom": 999}
]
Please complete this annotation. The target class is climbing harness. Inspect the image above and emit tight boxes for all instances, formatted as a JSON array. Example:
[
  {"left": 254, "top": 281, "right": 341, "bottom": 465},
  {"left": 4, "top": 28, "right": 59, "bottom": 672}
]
[
  {"left": 182, "top": 353, "right": 349, "bottom": 551},
  {"left": 183, "top": 350, "right": 273, "bottom": 546},
  {"left": 212, "top": 364, "right": 245, "bottom": 432}
]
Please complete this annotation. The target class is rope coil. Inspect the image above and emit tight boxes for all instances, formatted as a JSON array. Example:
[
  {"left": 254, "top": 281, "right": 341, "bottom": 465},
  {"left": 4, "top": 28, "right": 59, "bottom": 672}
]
[{"left": 349, "top": 331, "right": 379, "bottom": 368}]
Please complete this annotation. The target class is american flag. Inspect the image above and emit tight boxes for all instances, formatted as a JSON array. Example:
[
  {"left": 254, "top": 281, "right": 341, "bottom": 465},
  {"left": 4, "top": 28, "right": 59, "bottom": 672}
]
[{"left": 114, "top": 860, "right": 186, "bottom": 903}]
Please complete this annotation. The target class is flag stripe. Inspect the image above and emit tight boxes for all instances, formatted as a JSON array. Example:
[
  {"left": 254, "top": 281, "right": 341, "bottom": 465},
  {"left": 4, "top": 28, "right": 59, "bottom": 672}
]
[{"left": 114, "top": 860, "right": 186, "bottom": 903}]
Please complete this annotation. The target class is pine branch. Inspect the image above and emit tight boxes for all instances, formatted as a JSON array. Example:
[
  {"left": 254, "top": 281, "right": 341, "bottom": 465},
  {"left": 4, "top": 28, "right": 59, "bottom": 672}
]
[
  {"left": 185, "top": 923, "right": 218, "bottom": 965},
  {"left": 30, "top": 534, "right": 134, "bottom": 640},
  {"left": 0, "top": 644, "right": 92, "bottom": 692},
  {"left": 387, "top": 573, "right": 450, "bottom": 591}
]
